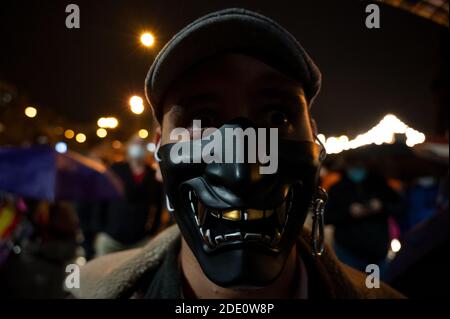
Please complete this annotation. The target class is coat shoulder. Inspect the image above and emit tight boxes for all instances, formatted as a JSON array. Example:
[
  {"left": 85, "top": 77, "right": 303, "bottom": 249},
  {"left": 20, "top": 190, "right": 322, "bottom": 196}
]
[
  {"left": 340, "top": 264, "right": 405, "bottom": 299},
  {"left": 70, "top": 225, "right": 181, "bottom": 299},
  {"left": 298, "top": 228, "right": 405, "bottom": 299}
]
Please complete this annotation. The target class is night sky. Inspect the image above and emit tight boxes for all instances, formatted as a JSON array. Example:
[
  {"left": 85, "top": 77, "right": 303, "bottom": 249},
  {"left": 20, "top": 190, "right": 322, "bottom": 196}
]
[{"left": 0, "top": 0, "right": 447, "bottom": 136}]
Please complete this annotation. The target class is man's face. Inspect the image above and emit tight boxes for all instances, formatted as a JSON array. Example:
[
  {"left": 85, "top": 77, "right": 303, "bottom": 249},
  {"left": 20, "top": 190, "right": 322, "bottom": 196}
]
[
  {"left": 126, "top": 136, "right": 147, "bottom": 163},
  {"left": 158, "top": 54, "right": 319, "bottom": 287},
  {"left": 161, "top": 54, "right": 314, "bottom": 144}
]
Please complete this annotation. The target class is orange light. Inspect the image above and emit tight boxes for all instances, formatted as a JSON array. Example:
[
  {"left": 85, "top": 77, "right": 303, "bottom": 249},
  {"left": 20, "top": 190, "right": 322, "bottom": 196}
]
[
  {"left": 140, "top": 32, "right": 155, "bottom": 47},
  {"left": 64, "top": 129, "right": 75, "bottom": 139}
]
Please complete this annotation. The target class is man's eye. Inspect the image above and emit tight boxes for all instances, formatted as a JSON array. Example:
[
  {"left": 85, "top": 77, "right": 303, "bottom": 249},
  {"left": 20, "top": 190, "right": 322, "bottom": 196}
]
[
  {"left": 193, "top": 115, "right": 214, "bottom": 128},
  {"left": 267, "top": 110, "right": 290, "bottom": 128},
  {"left": 189, "top": 111, "right": 217, "bottom": 130}
]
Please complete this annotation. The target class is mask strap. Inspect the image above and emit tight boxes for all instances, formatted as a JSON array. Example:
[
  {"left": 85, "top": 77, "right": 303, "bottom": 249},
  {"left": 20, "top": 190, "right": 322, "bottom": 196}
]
[
  {"left": 312, "top": 187, "right": 328, "bottom": 257},
  {"left": 154, "top": 140, "right": 162, "bottom": 163},
  {"left": 311, "top": 131, "right": 328, "bottom": 257},
  {"left": 155, "top": 141, "right": 174, "bottom": 213},
  {"left": 165, "top": 195, "right": 175, "bottom": 212}
]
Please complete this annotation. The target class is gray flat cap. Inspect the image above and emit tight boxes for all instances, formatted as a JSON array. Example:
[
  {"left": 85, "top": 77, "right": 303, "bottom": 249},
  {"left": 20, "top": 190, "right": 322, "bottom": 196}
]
[{"left": 145, "top": 8, "right": 321, "bottom": 123}]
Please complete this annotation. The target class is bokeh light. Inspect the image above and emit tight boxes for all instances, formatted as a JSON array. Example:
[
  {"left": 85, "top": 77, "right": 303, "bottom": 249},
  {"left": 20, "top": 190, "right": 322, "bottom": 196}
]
[
  {"left": 112, "top": 140, "right": 122, "bottom": 149},
  {"left": 138, "top": 129, "right": 149, "bottom": 139},
  {"left": 129, "top": 95, "right": 145, "bottom": 115},
  {"left": 390, "top": 238, "right": 402, "bottom": 253},
  {"left": 140, "top": 32, "right": 155, "bottom": 47},
  {"left": 147, "top": 143, "right": 156, "bottom": 152},
  {"left": 97, "top": 117, "right": 119, "bottom": 129},
  {"left": 24, "top": 106, "right": 37, "bottom": 118},
  {"left": 96, "top": 128, "right": 107, "bottom": 138},
  {"left": 64, "top": 129, "right": 75, "bottom": 139},
  {"left": 75, "top": 133, "right": 86, "bottom": 143},
  {"left": 319, "top": 114, "right": 426, "bottom": 154},
  {"left": 55, "top": 142, "right": 68, "bottom": 153}
]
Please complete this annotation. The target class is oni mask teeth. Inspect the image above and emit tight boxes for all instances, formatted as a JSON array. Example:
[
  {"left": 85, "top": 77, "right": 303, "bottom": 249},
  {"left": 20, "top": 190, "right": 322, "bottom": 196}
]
[
  {"left": 215, "top": 235, "right": 225, "bottom": 245},
  {"left": 222, "top": 210, "right": 241, "bottom": 221},
  {"left": 246, "top": 209, "right": 265, "bottom": 220},
  {"left": 224, "top": 232, "right": 243, "bottom": 241},
  {"left": 189, "top": 187, "right": 292, "bottom": 225},
  {"left": 188, "top": 187, "right": 293, "bottom": 249},
  {"left": 203, "top": 230, "right": 284, "bottom": 249},
  {"left": 194, "top": 215, "right": 200, "bottom": 226},
  {"left": 204, "top": 229, "right": 214, "bottom": 247},
  {"left": 209, "top": 209, "right": 221, "bottom": 218},
  {"left": 212, "top": 209, "right": 273, "bottom": 221},
  {"left": 197, "top": 200, "right": 207, "bottom": 226},
  {"left": 244, "top": 233, "right": 262, "bottom": 240}
]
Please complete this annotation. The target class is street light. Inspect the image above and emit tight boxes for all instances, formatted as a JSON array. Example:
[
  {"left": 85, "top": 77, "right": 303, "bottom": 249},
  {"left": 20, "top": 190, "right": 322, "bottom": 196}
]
[
  {"left": 97, "top": 117, "right": 119, "bottom": 129},
  {"left": 129, "top": 95, "right": 145, "bottom": 115},
  {"left": 64, "top": 129, "right": 75, "bottom": 139},
  {"left": 25, "top": 106, "right": 37, "bottom": 118},
  {"left": 76, "top": 133, "right": 86, "bottom": 143},
  {"left": 140, "top": 32, "right": 155, "bottom": 47},
  {"left": 112, "top": 140, "right": 122, "bottom": 149},
  {"left": 96, "top": 128, "right": 107, "bottom": 138},
  {"left": 55, "top": 142, "right": 68, "bottom": 153},
  {"left": 138, "top": 129, "right": 149, "bottom": 139}
]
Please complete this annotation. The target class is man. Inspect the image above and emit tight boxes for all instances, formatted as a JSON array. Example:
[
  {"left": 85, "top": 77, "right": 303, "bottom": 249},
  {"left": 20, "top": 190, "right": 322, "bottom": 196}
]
[
  {"left": 94, "top": 135, "right": 162, "bottom": 256},
  {"left": 325, "top": 158, "right": 403, "bottom": 275},
  {"left": 73, "top": 8, "right": 402, "bottom": 298}
]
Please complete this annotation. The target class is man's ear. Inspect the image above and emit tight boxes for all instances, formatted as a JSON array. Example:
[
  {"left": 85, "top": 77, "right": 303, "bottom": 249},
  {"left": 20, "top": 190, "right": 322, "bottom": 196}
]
[
  {"left": 153, "top": 126, "right": 163, "bottom": 182},
  {"left": 153, "top": 125, "right": 162, "bottom": 161},
  {"left": 154, "top": 126, "right": 162, "bottom": 147}
]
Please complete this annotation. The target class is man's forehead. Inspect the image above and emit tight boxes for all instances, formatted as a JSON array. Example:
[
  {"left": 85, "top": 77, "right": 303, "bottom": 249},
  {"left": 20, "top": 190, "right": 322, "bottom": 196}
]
[{"left": 164, "top": 53, "right": 304, "bottom": 101}]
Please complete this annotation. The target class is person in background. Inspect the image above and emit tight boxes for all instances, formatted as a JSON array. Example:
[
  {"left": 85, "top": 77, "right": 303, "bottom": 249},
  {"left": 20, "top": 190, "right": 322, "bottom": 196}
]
[
  {"left": 385, "top": 175, "right": 448, "bottom": 298},
  {"left": 399, "top": 175, "right": 440, "bottom": 233},
  {"left": 0, "top": 200, "right": 78, "bottom": 298},
  {"left": 325, "top": 158, "right": 404, "bottom": 276},
  {"left": 94, "top": 135, "right": 163, "bottom": 256}
]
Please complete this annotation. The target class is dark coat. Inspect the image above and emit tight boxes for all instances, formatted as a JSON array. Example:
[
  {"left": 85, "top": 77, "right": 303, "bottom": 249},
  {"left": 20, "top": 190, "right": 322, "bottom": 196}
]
[
  {"left": 325, "top": 174, "right": 403, "bottom": 262},
  {"left": 70, "top": 225, "right": 404, "bottom": 299}
]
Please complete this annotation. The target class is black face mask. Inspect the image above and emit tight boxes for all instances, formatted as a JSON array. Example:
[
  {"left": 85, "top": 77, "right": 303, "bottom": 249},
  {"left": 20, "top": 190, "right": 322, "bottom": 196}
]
[{"left": 157, "top": 120, "right": 321, "bottom": 287}]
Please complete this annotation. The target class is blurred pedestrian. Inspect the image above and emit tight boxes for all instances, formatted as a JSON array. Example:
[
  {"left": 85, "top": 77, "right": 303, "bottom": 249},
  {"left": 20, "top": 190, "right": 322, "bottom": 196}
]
[
  {"left": 325, "top": 159, "right": 404, "bottom": 275},
  {"left": 399, "top": 175, "right": 441, "bottom": 233},
  {"left": 0, "top": 200, "right": 78, "bottom": 298},
  {"left": 94, "top": 135, "right": 163, "bottom": 256}
]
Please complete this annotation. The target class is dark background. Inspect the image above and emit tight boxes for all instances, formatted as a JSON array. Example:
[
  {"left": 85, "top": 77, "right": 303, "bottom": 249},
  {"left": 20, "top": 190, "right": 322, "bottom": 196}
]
[{"left": 0, "top": 0, "right": 447, "bottom": 137}]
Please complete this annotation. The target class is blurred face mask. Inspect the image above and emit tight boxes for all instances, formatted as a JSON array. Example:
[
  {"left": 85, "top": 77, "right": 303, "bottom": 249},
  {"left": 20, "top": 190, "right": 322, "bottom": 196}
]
[
  {"left": 346, "top": 167, "right": 367, "bottom": 183},
  {"left": 417, "top": 176, "right": 436, "bottom": 187},
  {"left": 157, "top": 120, "right": 321, "bottom": 287},
  {"left": 127, "top": 144, "right": 146, "bottom": 160}
]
